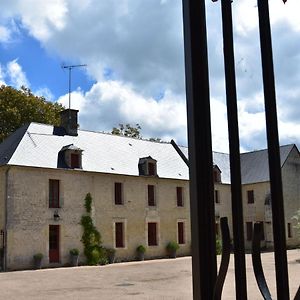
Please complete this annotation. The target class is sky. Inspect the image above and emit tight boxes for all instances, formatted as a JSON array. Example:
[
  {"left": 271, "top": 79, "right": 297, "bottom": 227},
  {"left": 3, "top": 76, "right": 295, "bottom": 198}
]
[{"left": 0, "top": 0, "right": 300, "bottom": 153}]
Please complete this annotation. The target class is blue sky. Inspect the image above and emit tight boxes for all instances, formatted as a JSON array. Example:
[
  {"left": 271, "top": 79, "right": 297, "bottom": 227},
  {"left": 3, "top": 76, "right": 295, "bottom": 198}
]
[{"left": 0, "top": 0, "right": 300, "bottom": 152}]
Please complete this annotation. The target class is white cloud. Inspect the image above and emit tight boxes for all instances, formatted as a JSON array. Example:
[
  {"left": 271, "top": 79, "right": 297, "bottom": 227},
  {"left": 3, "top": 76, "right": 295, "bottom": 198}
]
[
  {"left": 0, "top": 64, "right": 6, "bottom": 85},
  {"left": 6, "top": 59, "right": 29, "bottom": 88},
  {"left": 34, "top": 87, "right": 55, "bottom": 101},
  {"left": 0, "top": 25, "right": 10, "bottom": 43},
  {"left": 1, "top": 0, "right": 300, "bottom": 151},
  {"left": 57, "top": 80, "right": 188, "bottom": 144}
]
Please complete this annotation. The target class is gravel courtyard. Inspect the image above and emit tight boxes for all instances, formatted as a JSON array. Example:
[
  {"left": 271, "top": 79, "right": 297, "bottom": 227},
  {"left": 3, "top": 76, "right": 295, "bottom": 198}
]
[{"left": 0, "top": 250, "right": 299, "bottom": 299}]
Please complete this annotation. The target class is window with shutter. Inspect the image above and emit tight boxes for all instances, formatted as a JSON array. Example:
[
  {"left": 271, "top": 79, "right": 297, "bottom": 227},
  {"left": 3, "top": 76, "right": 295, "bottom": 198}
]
[
  {"left": 247, "top": 190, "right": 254, "bottom": 204},
  {"left": 177, "top": 187, "right": 184, "bottom": 207},
  {"left": 215, "top": 190, "right": 220, "bottom": 204},
  {"left": 148, "top": 162, "right": 155, "bottom": 176},
  {"left": 148, "top": 222, "right": 157, "bottom": 246},
  {"left": 288, "top": 223, "right": 292, "bottom": 238},
  {"left": 246, "top": 222, "right": 253, "bottom": 241},
  {"left": 71, "top": 153, "right": 80, "bottom": 168},
  {"left": 178, "top": 222, "right": 185, "bottom": 244},
  {"left": 148, "top": 185, "right": 156, "bottom": 206},
  {"left": 115, "top": 182, "right": 123, "bottom": 205},
  {"left": 49, "top": 179, "right": 60, "bottom": 208},
  {"left": 115, "top": 222, "right": 124, "bottom": 248}
]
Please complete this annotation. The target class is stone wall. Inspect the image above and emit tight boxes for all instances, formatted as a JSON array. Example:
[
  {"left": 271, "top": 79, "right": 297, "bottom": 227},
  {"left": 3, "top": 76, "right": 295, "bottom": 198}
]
[{"left": 5, "top": 166, "right": 191, "bottom": 270}]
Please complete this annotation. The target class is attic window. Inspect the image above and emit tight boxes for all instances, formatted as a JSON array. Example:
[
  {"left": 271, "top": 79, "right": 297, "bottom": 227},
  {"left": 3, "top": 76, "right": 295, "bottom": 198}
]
[
  {"left": 71, "top": 153, "right": 80, "bottom": 168},
  {"left": 138, "top": 156, "right": 157, "bottom": 176},
  {"left": 58, "top": 144, "right": 83, "bottom": 169},
  {"left": 213, "top": 165, "right": 221, "bottom": 183}
]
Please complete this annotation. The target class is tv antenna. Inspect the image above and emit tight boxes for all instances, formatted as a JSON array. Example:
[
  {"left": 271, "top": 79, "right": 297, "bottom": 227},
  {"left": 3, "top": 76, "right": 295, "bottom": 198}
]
[{"left": 62, "top": 64, "right": 87, "bottom": 109}]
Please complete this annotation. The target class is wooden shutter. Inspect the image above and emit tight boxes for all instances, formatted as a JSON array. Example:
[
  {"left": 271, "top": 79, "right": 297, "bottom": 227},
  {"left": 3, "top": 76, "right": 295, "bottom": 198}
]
[
  {"left": 148, "top": 162, "right": 155, "bottom": 176},
  {"left": 215, "top": 190, "right": 219, "bottom": 204},
  {"left": 178, "top": 222, "right": 185, "bottom": 244},
  {"left": 247, "top": 190, "right": 254, "bottom": 203},
  {"left": 288, "top": 223, "right": 292, "bottom": 238},
  {"left": 71, "top": 153, "right": 80, "bottom": 168},
  {"left": 177, "top": 187, "right": 183, "bottom": 207},
  {"left": 148, "top": 185, "right": 155, "bottom": 206},
  {"left": 148, "top": 222, "right": 157, "bottom": 246},
  {"left": 49, "top": 180, "right": 59, "bottom": 208},
  {"left": 115, "top": 222, "right": 124, "bottom": 248},
  {"left": 246, "top": 222, "right": 253, "bottom": 241},
  {"left": 115, "top": 182, "right": 123, "bottom": 205}
]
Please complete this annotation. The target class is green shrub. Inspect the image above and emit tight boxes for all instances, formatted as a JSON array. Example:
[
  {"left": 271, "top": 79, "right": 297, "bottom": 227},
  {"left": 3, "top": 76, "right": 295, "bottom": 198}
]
[
  {"left": 81, "top": 193, "right": 105, "bottom": 265},
  {"left": 70, "top": 248, "right": 79, "bottom": 256},
  {"left": 136, "top": 245, "right": 146, "bottom": 253},
  {"left": 216, "top": 236, "right": 222, "bottom": 255},
  {"left": 166, "top": 241, "right": 180, "bottom": 252},
  {"left": 33, "top": 253, "right": 43, "bottom": 260}
]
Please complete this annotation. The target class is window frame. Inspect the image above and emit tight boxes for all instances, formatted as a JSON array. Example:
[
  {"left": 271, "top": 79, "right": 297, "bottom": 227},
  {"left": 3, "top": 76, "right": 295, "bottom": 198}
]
[
  {"left": 148, "top": 185, "right": 156, "bottom": 206},
  {"left": 247, "top": 190, "right": 254, "bottom": 204},
  {"left": 287, "top": 223, "right": 292, "bottom": 238},
  {"left": 49, "top": 179, "right": 60, "bottom": 208},
  {"left": 70, "top": 153, "right": 80, "bottom": 168},
  {"left": 114, "top": 182, "right": 123, "bottom": 205},
  {"left": 215, "top": 190, "right": 220, "bottom": 204},
  {"left": 148, "top": 222, "right": 158, "bottom": 246},
  {"left": 115, "top": 222, "right": 125, "bottom": 248},
  {"left": 177, "top": 221, "right": 185, "bottom": 244},
  {"left": 176, "top": 187, "right": 184, "bottom": 207},
  {"left": 246, "top": 222, "right": 253, "bottom": 241}
]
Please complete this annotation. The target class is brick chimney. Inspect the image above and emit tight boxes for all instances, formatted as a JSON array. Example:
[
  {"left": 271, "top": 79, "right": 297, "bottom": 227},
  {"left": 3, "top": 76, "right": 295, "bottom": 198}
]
[{"left": 60, "top": 109, "right": 79, "bottom": 136}]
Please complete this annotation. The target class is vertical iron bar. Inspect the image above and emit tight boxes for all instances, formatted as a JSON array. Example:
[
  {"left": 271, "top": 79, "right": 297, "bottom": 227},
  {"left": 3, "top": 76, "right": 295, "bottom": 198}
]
[
  {"left": 182, "top": 0, "right": 217, "bottom": 298},
  {"left": 220, "top": 0, "right": 248, "bottom": 298},
  {"left": 257, "top": 0, "right": 290, "bottom": 298}
]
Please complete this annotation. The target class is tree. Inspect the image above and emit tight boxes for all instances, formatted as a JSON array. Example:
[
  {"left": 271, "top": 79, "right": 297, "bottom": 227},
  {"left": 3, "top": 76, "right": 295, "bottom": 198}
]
[
  {"left": 111, "top": 123, "right": 142, "bottom": 138},
  {"left": 0, "top": 85, "right": 64, "bottom": 143}
]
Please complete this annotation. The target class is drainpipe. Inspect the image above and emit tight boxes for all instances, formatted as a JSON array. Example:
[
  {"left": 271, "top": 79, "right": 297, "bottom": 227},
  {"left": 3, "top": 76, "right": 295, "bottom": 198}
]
[{"left": 4, "top": 166, "right": 10, "bottom": 271}]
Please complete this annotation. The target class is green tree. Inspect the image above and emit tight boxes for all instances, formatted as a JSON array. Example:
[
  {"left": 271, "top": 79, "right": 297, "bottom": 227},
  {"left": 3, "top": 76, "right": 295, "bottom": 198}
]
[
  {"left": 111, "top": 123, "right": 142, "bottom": 138},
  {"left": 0, "top": 85, "right": 64, "bottom": 142}
]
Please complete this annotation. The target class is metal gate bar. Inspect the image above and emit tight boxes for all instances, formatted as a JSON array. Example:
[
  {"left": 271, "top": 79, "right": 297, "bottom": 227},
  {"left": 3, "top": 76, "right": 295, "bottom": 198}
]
[
  {"left": 257, "top": 0, "right": 290, "bottom": 298},
  {"left": 219, "top": 0, "right": 247, "bottom": 298},
  {"left": 182, "top": 0, "right": 217, "bottom": 298}
]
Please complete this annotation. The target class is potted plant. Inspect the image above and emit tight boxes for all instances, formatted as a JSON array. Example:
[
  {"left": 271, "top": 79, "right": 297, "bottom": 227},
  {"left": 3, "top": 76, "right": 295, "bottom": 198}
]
[
  {"left": 136, "top": 245, "right": 146, "bottom": 261},
  {"left": 105, "top": 248, "right": 116, "bottom": 264},
  {"left": 166, "top": 241, "right": 179, "bottom": 258},
  {"left": 69, "top": 248, "right": 80, "bottom": 266},
  {"left": 33, "top": 253, "right": 43, "bottom": 269}
]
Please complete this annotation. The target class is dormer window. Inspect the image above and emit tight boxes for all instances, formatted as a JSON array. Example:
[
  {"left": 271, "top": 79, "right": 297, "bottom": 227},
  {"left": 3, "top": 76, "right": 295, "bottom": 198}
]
[
  {"left": 71, "top": 153, "right": 80, "bottom": 168},
  {"left": 138, "top": 156, "right": 157, "bottom": 176},
  {"left": 213, "top": 165, "right": 222, "bottom": 183},
  {"left": 58, "top": 144, "right": 83, "bottom": 169}
]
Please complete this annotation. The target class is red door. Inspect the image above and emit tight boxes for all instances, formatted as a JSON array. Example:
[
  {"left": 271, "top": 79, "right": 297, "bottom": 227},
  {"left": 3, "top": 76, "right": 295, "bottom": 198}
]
[{"left": 49, "top": 225, "right": 60, "bottom": 263}]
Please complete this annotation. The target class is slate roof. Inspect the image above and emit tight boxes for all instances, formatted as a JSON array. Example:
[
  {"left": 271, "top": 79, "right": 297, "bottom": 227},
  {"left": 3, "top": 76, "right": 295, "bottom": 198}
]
[
  {"left": 240, "top": 144, "right": 295, "bottom": 184},
  {"left": 0, "top": 123, "right": 189, "bottom": 180},
  {"left": 0, "top": 122, "right": 296, "bottom": 184}
]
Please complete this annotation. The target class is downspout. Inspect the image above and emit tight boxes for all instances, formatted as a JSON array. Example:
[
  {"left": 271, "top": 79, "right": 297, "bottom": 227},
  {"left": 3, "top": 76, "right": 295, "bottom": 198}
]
[{"left": 4, "top": 166, "right": 11, "bottom": 271}]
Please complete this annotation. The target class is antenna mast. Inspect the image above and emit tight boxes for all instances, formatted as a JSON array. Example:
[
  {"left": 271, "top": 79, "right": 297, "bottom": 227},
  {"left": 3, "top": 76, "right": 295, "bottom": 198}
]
[{"left": 62, "top": 64, "right": 87, "bottom": 109}]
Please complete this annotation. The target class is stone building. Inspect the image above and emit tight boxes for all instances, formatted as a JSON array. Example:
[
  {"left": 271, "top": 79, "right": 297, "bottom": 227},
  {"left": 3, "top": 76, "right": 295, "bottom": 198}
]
[{"left": 0, "top": 109, "right": 299, "bottom": 270}]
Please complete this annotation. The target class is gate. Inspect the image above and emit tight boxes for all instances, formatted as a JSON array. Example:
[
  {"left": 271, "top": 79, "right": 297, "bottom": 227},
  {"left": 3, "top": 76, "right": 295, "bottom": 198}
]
[{"left": 182, "top": 0, "right": 300, "bottom": 299}]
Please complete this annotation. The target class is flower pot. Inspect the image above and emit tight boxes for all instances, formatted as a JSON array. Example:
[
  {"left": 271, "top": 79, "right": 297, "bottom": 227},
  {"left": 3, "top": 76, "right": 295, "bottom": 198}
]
[
  {"left": 137, "top": 252, "right": 145, "bottom": 261},
  {"left": 34, "top": 257, "right": 42, "bottom": 269},
  {"left": 168, "top": 250, "right": 177, "bottom": 259},
  {"left": 70, "top": 254, "right": 79, "bottom": 267},
  {"left": 108, "top": 253, "right": 115, "bottom": 264}
]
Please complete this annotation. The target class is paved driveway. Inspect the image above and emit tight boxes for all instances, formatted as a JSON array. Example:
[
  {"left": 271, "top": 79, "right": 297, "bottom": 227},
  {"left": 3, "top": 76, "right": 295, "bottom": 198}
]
[{"left": 0, "top": 250, "right": 299, "bottom": 299}]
